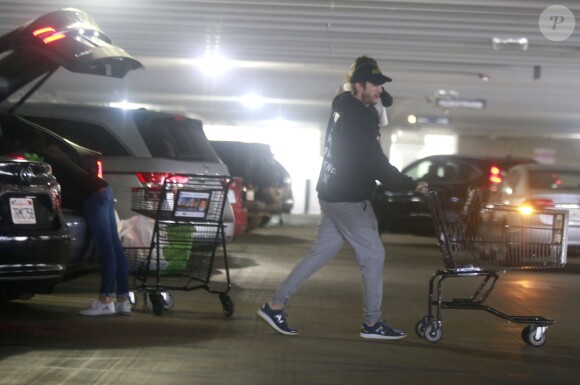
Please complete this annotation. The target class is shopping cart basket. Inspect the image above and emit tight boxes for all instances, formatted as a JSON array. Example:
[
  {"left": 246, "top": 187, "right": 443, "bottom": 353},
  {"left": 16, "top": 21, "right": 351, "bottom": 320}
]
[
  {"left": 125, "top": 174, "right": 234, "bottom": 316},
  {"left": 415, "top": 188, "right": 568, "bottom": 347}
]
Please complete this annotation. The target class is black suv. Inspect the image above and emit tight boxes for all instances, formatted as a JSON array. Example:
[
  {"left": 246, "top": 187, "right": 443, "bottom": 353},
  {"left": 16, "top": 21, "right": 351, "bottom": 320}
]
[
  {"left": 0, "top": 8, "right": 142, "bottom": 299},
  {"left": 372, "top": 154, "right": 535, "bottom": 236}
]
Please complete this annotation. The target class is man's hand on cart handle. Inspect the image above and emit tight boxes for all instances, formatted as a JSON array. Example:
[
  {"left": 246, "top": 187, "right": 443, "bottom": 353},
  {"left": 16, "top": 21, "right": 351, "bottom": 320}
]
[{"left": 415, "top": 181, "right": 429, "bottom": 193}]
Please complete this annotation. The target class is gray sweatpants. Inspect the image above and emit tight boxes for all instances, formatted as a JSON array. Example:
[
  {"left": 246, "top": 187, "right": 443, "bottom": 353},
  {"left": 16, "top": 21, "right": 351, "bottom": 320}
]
[{"left": 270, "top": 199, "right": 386, "bottom": 325}]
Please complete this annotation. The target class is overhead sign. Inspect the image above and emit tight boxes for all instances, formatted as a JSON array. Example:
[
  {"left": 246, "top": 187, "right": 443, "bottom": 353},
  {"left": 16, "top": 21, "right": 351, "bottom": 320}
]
[{"left": 436, "top": 98, "right": 486, "bottom": 109}]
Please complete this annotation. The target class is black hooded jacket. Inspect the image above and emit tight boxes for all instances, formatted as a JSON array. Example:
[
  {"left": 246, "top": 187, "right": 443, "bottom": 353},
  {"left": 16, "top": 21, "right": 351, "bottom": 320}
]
[{"left": 316, "top": 92, "right": 416, "bottom": 202}]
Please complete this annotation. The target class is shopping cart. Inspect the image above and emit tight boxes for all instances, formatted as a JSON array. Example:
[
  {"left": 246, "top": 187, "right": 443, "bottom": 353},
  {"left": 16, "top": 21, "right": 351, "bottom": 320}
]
[
  {"left": 124, "top": 174, "right": 234, "bottom": 316},
  {"left": 415, "top": 188, "right": 568, "bottom": 347}
]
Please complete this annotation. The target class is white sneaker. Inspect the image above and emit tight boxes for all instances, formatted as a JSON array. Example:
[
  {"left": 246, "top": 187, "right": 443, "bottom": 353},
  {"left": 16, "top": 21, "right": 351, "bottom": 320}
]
[
  {"left": 79, "top": 300, "right": 116, "bottom": 316},
  {"left": 115, "top": 300, "right": 132, "bottom": 315}
]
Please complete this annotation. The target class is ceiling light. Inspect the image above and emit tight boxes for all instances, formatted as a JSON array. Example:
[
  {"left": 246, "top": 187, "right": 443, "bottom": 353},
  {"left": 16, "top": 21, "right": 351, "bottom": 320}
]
[
  {"left": 491, "top": 37, "right": 528, "bottom": 51},
  {"left": 435, "top": 89, "right": 459, "bottom": 98},
  {"left": 241, "top": 93, "right": 264, "bottom": 109},
  {"left": 197, "top": 53, "right": 231, "bottom": 76},
  {"left": 407, "top": 114, "right": 417, "bottom": 124},
  {"left": 109, "top": 100, "right": 143, "bottom": 109}
]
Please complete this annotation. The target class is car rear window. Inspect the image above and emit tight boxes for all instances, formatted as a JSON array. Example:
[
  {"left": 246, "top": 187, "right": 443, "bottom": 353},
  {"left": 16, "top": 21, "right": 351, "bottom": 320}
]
[
  {"left": 23, "top": 116, "right": 130, "bottom": 156},
  {"left": 134, "top": 114, "right": 220, "bottom": 162},
  {"left": 529, "top": 170, "right": 580, "bottom": 190}
]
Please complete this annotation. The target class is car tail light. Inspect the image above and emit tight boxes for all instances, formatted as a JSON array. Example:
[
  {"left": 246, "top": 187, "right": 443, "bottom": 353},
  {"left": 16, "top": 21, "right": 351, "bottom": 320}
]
[
  {"left": 518, "top": 199, "right": 554, "bottom": 215},
  {"left": 32, "top": 27, "right": 66, "bottom": 44},
  {"left": 48, "top": 183, "right": 62, "bottom": 212},
  {"left": 6, "top": 153, "right": 26, "bottom": 160},
  {"left": 228, "top": 177, "right": 246, "bottom": 208},
  {"left": 97, "top": 160, "right": 103, "bottom": 179},
  {"left": 136, "top": 172, "right": 189, "bottom": 186},
  {"left": 489, "top": 166, "right": 502, "bottom": 184}
]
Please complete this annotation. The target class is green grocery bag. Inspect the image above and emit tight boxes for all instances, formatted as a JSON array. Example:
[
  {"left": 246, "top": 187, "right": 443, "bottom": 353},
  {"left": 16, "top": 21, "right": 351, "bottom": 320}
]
[{"left": 163, "top": 224, "right": 196, "bottom": 273}]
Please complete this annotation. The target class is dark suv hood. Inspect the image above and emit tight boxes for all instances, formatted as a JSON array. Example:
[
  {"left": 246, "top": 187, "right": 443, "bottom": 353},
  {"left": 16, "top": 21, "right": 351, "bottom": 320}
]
[{"left": 0, "top": 8, "right": 143, "bottom": 103}]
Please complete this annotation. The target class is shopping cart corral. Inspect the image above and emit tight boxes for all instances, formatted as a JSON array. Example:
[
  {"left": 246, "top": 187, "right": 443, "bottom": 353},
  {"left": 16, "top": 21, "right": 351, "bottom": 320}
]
[
  {"left": 416, "top": 188, "right": 568, "bottom": 347},
  {"left": 125, "top": 174, "right": 234, "bottom": 316}
]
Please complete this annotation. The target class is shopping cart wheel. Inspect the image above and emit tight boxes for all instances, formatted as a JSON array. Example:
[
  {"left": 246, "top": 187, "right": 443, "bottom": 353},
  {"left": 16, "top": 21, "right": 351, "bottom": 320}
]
[
  {"left": 149, "top": 292, "right": 165, "bottom": 316},
  {"left": 521, "top": 325, "right": 547, "bottom": 347},
  {"left": 415, "top": 319, "right": 428, "bottom": 338},
  {"left": 161, "top": 291, "right": 175, "bottom": 310},
  {"left": 219, "top": 293, "right": 234, "bottom": 317},
  {"left": 128, "top": 290, "right": 137, "bottom": 308},
  {"left": 424, "top": 325, "right": 443, "bottom": 343}
]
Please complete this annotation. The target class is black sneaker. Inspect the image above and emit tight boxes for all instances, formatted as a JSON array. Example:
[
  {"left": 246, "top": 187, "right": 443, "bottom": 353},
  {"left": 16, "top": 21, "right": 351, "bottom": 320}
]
[
  {"left": 257, "top": 303, "right": 298, "bottom": 336},
  {"left": 360, "top": 321, "right": 407, "bottom": 340}
]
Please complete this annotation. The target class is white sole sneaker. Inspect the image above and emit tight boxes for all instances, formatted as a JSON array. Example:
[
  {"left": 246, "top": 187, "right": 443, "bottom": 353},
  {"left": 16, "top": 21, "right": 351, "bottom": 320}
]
[
  {"left": 79, "top": 300, "right": 116, "bottom": 316},
  {"left": 115, "top": 301, "right": 132, "bottom": 315}
]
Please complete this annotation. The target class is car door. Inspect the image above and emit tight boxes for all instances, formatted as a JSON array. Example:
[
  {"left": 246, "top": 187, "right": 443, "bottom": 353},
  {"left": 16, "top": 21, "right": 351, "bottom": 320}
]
[{"left": 372, "top": 156, "right": 484, "bottom": 235}]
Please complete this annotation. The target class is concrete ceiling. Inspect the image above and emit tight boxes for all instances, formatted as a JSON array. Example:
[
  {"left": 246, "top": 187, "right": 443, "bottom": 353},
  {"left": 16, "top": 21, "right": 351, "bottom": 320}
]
[{"left": 1, "top": 0, "right": 579, "bottom": 139}]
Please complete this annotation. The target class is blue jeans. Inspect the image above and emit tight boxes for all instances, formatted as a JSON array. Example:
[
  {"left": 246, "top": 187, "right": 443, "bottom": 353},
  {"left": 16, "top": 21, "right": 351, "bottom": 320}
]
[
  {"left": 83, "top": 186, "right": 129, "bottom": 298},
  {"left": 271, "top": 200, "right": 385, "bottom": 325}
]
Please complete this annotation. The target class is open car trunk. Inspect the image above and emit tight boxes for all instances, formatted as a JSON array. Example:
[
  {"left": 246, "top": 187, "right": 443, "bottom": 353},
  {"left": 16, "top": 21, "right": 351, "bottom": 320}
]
[{"left": 0, "top": 7, "right": 143, "bottom": 104}]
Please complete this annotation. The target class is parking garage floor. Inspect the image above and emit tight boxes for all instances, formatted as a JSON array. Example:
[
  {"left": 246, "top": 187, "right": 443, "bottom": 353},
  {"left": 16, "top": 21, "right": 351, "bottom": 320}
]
[{"left": 1, "top": 214, "right": 580, "bottom": 385}]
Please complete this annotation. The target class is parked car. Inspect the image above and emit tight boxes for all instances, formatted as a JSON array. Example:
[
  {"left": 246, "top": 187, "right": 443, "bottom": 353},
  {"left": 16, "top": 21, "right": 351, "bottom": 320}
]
[
  {"left": 489, "top": 163, "right": 580, "bottom": 253},
  {"left": 210, "top": 141, "right": 293, "bottom": 230},
  {"left": 0, "top": 8, "right": 142, "bottom": 298},
  {"left": 372, "top": 154, "right": 535, "bottom": 236},
  {"left": 0, "top": 155, "right": 70, "bottom": 300},
  {"left": 19, "top": 104, "right": 241, "bottom": 240}
]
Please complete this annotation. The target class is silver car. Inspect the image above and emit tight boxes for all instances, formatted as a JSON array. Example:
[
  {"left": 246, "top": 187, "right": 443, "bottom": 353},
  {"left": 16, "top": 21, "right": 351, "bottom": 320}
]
[
  {"left": 492, "top": 163, "right": 580, "bottom": 252},
  {"left": 18, "top": 104, "right": 236, "bottom": 240}
]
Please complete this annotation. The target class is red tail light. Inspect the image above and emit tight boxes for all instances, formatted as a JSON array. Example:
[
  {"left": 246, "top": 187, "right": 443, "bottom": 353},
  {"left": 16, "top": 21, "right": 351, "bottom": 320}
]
[
  {"left": 526, "top": 199, "right": 554, "bottom": 208},
  {"left": 489, "top": 166, "right": 502, "bottom": 184},
  {"left": 518, "top": 199, "right": 554, "bottom": 215},
  {"left": 136, "top": 172, "right": 189, "bottom": 186},
  {"left": 6, "top": 153, "right": 26, "bottom": 160},
  {"left": 228, "top": 177, "right": 245, "bottom": 208},
  {"left": 96, "top": 160, "right": 103, "bottom": 179},
  {"left": 32, "top": 27, "right": 66, "bottom": 44},
  {"left": 48, "top": 183, "right": 62, "bottom": 212}
]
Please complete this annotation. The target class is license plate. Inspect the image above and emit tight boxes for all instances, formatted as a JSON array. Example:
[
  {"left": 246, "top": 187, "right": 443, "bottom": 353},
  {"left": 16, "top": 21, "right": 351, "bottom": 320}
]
[{"left": 9, "top": 197, "right": 36, "bottom": 224}]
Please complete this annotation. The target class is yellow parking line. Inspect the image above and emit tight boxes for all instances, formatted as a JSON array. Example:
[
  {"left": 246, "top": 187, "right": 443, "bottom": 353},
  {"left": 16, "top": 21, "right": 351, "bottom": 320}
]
[{"left": 22, "top": 295, "right": 91, "bottom": 304}]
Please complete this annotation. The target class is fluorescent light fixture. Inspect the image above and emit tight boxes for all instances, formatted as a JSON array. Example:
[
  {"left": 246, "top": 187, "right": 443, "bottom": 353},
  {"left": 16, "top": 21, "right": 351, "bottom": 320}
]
[
  {"left": 198, "top": 53, "right": 231, "bottom": 75},
  {"left": 435, "top": 89, "right": 459, "bottom": 98},
  {"left": 492, "top": 37, "right": 528, "bottom": 51},
  {"left": 109, "top": 100, "right": 143, "bottom": 109},
  {"left": 436, "top": 98, "right": 486, "bottom": 109},
  {"left": 241, "top": 93, "right": 264, "bottom": 109},
  {"left": 416, "top": 116, "right": 451, "bottom": 125}
]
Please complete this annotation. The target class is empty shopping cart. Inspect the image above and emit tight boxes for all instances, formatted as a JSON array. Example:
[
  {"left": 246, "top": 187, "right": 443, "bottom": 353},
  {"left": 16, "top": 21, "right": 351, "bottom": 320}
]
[{"left": 415, "top": 188, "right": 568, "bottom": 346}]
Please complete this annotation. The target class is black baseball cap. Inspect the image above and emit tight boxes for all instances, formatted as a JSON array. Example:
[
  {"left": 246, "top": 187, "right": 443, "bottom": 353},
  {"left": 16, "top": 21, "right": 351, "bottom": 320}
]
[{"left": 350, "top": 63, "right": 392, "bottom": 85}]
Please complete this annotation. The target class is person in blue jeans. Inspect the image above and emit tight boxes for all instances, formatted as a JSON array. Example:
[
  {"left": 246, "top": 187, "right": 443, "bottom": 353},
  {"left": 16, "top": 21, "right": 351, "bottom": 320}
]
[
  {"left": 40, "top": 145, "right": 131, "bottom": 316},
  {"left": 258, "top": 60, "right": 427, "bottom": 340}
]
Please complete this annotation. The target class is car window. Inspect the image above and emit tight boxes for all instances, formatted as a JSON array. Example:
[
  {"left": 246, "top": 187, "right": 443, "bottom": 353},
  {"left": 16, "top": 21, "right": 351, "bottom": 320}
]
[
  {"left": 0, "top": 114, "right": 85, "bottom": 165},
  {"left": 404, "top": 159, "right": 435, "bottom": 180},
  {"left": 134, "top": 114, "right": 220, "bottom": 162},
  {"left": 529, "top": 170, "right": 580, "bottom": 190},
  {"left": 404, "top": 158, "right": 480, "bottom": 183},
  {"left": 24, "top": 116, "right": 130, "bottom": 156}
]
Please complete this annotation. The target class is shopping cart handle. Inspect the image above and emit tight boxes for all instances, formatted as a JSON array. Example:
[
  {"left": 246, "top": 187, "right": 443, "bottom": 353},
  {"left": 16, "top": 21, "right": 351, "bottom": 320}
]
[{"left": 415, "top": 181, "right": 429, "bottom": 194}]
